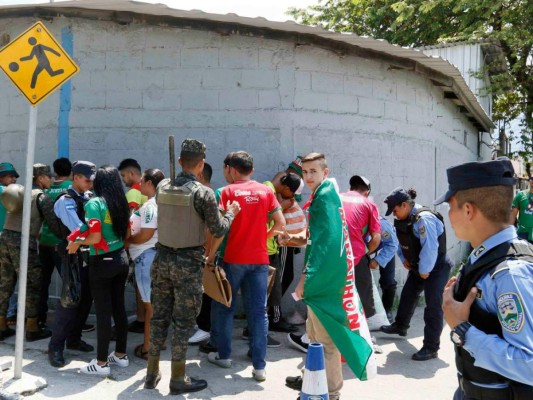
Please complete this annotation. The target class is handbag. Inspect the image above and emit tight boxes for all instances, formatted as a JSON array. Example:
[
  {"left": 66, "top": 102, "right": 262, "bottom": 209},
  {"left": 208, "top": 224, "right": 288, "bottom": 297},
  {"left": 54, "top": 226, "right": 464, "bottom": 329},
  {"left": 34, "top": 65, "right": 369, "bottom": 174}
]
[
  {"left": 59, "top": 250, "right": 82, "bottom": 309},
  {"left": 202, "top": 264, "right": 232, "bottom": 307}
]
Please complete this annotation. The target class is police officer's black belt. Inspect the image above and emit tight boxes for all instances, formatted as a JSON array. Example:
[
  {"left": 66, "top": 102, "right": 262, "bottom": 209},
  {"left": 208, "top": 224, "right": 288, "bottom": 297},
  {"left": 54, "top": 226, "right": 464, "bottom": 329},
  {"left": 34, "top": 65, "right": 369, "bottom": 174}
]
[{"left": 458, "top": 376, "right": 512, "bottom": 400}]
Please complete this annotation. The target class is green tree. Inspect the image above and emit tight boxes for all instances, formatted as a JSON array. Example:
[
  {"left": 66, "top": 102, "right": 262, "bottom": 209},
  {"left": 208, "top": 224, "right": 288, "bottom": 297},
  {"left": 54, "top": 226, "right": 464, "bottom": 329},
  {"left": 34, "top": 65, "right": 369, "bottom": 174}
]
[{"left": 289, "top": 0, "right": 533, "bottom": 159}]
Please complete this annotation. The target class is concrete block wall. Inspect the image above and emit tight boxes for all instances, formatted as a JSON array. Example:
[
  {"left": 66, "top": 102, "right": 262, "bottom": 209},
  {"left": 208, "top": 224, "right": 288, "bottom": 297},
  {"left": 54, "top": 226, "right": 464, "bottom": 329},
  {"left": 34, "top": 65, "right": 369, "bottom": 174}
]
[{"left": 1, "top": 16, "right": 489, "bottom": 309}]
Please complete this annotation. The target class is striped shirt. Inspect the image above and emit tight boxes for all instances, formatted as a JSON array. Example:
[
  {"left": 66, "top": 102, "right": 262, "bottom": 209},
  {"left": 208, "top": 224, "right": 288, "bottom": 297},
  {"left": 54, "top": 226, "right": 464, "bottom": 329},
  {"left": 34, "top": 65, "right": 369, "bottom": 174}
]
[{"left": 284, "top": 201, "right": 307, "bottom": 247}]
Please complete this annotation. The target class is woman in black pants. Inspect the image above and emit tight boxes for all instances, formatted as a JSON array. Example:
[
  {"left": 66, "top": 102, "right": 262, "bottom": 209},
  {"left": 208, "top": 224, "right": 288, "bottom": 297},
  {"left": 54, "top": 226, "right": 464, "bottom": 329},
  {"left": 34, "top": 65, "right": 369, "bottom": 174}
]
[{"left": 67, "top": 165, "right": 130, "bottom": 375}]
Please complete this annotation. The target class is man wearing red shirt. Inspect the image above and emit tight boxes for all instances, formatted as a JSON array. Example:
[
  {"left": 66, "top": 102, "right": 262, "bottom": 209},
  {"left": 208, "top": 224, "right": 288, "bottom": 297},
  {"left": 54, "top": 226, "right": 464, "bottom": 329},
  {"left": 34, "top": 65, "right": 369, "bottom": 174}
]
[
  {"left": 340, "top": 175, "right": 381, "bottom": 318},
  {"left": 209, "top": 151, "right": 284, "bottom": 382}
]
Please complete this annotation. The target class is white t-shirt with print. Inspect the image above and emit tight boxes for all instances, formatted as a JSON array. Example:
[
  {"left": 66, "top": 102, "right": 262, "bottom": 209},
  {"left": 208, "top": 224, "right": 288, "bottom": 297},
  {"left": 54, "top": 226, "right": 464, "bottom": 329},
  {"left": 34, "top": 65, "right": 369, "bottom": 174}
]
[{"left": 129, "top": 197, "right": 158, "bottom": 260}]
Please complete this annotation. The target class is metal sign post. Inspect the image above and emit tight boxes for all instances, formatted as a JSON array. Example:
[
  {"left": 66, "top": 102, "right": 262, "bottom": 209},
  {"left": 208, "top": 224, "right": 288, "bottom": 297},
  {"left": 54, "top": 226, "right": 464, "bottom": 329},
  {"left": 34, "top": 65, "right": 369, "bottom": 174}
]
[
  {"left": 0, "top": 21, "right": 79, "bottom": 381},
  {"left": 13, "top": 105, "right": 38, "bottom": 378}
]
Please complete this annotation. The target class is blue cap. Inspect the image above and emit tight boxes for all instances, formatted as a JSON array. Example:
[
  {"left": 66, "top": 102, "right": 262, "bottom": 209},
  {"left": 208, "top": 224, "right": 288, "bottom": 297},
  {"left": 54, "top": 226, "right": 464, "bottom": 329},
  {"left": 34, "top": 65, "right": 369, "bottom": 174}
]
[
  {"left": 384, "top": 187, "right": 409, "bottom": 216},
  {"left": 0, "top": 162, "right": 19, "bottom": 178},
  {"left": 434, "top": 158, "right": 516, "bottom": 205},
  {"left": 72, "top": 161, "right": 96, "bottom": 181}
]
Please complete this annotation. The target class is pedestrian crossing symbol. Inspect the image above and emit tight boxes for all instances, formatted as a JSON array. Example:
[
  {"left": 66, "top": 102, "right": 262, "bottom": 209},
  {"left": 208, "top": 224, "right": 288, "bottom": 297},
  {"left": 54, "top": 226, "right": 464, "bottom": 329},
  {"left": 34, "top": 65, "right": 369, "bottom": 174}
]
[{"left": 0, "top": 21, "right": 79, "bottom": 106}]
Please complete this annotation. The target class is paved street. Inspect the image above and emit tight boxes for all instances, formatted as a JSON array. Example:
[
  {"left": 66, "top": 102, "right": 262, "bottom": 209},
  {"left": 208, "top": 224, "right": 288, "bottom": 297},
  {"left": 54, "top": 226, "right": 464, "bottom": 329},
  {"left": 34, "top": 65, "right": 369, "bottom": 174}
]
[{"left": 1, "top": 308, "right": 458, "bottom": 399}]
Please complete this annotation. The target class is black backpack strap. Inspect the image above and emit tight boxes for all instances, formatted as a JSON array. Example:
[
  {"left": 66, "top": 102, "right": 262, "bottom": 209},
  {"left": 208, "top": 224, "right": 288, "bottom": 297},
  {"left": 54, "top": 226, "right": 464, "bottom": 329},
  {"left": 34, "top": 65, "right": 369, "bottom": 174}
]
[{"left": 36, "top": 192, "right": 45, "bottom": 218}]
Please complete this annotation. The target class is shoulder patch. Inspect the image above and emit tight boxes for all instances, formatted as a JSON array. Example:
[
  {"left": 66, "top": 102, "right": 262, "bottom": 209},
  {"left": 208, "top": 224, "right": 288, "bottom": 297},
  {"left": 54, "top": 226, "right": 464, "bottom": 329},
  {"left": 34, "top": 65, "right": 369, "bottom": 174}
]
[
  {"left": 497, "top": 292, "right": 525, "bottom": 333},
  {"left": 418, "top": 224, "right": 426, "bottom": 237},
  {"left": 382, "top": 230, "right": 391, "bottom": 240}
]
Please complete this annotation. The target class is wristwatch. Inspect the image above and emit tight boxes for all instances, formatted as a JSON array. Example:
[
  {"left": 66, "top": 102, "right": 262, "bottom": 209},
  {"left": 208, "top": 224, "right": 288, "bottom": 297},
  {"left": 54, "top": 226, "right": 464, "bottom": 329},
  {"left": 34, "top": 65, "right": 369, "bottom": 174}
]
[{"left": 450, "top": 321, "right": 472, "bottom": 347}]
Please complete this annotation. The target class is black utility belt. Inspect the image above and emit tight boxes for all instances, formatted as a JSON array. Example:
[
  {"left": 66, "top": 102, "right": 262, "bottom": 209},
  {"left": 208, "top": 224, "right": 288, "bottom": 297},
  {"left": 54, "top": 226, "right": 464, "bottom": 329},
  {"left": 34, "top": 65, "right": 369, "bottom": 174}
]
[
  {"left": 458, "top": 375, "right": 533, "bottom": 400},
  {"left": 90, "top": 247, "right": 124, "bottom": 260},
  {"left": 156, "top": 243, "right": 203, "bottom": 252}
]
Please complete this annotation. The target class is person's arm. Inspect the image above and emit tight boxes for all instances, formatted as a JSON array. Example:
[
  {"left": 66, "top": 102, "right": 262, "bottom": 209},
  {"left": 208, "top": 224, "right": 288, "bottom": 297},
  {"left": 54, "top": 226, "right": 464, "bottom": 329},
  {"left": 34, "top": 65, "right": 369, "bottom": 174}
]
[
  {"left": 267, "top": 209, "right": 285, "bottom": 238},
  {"left": 417, "top": 214, "right": 441, "bottom": 277},
  {"left": 196, "top": 186, "right": 239, "bottom": 238},
  {"left": 373, "top": 223, "right": 399, "bottom": 269},
  {"left": 54, "top": 196, "right": 84, "bottom": 232},
  {"left": 443, "top": 270, "right": 533, "bottom": 385},
  {"left": 128, "top": 228, "right": 156, "bottom": 245},
  {"left": 367, "top": 232, "right": 381, "bottom": 254},
  {"left": 366, "top": 202, "right": 382, "bottom": 253}
]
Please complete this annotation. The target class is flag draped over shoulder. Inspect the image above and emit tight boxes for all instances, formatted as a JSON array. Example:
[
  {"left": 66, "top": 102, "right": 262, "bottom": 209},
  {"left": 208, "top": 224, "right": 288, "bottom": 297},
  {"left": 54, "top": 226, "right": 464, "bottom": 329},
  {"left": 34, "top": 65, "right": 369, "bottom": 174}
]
[{"left": 303, "top": 179, "right": 376, "bottom": 380}]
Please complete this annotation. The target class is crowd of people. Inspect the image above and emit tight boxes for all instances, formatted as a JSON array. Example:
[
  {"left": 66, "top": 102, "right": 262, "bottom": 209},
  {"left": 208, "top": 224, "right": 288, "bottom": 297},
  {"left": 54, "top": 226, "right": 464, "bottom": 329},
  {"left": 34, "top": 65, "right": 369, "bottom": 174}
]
[{"left": 0, "top": 142, "right": 531, "bottom": 399}]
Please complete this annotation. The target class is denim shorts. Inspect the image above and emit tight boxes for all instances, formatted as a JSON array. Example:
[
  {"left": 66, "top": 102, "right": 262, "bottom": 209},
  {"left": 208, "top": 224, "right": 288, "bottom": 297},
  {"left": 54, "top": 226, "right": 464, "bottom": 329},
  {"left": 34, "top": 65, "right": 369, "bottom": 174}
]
[{"left": 135, "top": 248, "right": 156, "bottom": 302}]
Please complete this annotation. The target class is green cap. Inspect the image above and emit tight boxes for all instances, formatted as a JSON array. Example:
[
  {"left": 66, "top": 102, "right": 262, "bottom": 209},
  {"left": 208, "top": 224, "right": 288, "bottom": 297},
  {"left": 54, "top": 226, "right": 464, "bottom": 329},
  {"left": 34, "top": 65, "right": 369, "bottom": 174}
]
[{"left": 0, "top": 162, "right": 19, "bottom": 178}]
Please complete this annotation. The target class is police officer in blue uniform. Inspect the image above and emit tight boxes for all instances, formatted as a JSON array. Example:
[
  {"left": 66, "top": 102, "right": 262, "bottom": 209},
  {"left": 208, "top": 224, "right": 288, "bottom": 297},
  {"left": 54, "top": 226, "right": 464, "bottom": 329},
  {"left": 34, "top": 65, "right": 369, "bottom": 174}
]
[
  {"left": 437, "top": 158, "right": 533, "bottom": 399},
  {"left": 380, "top": 187, "right": 453, "bottom": 361},
  {"left": 369, "top": 216, "right": 399, "bottom": 323}
]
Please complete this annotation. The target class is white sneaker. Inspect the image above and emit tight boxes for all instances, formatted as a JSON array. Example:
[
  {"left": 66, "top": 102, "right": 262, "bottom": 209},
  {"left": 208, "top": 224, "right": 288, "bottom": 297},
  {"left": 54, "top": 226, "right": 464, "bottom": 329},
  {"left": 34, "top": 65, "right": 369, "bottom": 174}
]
[
  {"left": 107, "top": 351, "right": 129, "bottom": 367},
  {"left": 252, "top": 368, "right": 266, "bottom": 381},
  {"left": 80, "top": 359, "right": 110, "bottom": 376},
  {"left": 207, "top": 352, "right": 232, "bottom": 368},
  {"left": 188, "top": 328, "right": 210, "bottom": 344}
]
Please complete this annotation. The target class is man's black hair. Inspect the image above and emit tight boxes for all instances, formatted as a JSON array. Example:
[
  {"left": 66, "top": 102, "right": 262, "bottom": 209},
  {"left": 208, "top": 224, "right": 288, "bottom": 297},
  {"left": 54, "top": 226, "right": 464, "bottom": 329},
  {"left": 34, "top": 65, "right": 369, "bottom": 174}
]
[
  {"left": 53, "top": 157, "right": 72, "bottom": 177},
  {"left": 118, "top": 158, "right": 141, "bottom": 173},
  {"left": 202, "top": 162, "right": 213, "bottom": 183},
  {"left": 229, "top": 151, "right": 253, "bottom": 175}
]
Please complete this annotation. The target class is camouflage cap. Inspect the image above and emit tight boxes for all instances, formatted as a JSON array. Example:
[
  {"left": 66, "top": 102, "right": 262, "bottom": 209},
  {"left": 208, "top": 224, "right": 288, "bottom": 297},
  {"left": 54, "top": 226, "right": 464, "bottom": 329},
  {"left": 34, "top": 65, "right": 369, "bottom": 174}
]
[
  {"left": 181, "top": 139, "right": 206, "bottom": 155},
  {"left": 33, "top": 163, "right": 52, "bottom": 178}
]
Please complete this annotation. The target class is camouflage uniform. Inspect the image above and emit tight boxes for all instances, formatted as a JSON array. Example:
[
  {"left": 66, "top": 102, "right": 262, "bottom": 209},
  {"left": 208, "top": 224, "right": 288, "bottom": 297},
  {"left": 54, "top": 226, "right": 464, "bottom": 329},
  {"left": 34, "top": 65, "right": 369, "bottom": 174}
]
[
  {"left": 150, "top": 171, "right": 234, "bottom": 361},
  {"left": 0, "top": 185, "right": 45, "bottom": 318}
]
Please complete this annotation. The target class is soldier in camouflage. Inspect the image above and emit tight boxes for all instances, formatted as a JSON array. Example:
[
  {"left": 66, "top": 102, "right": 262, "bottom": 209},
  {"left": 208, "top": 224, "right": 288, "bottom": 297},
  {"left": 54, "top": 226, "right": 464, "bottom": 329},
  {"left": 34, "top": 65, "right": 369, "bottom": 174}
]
[
  {"left": 0, "top": 164, "right": 54, "bottom": 342},
  {"left": 145, "top": 139, "right": 240, "bottom": 395}
]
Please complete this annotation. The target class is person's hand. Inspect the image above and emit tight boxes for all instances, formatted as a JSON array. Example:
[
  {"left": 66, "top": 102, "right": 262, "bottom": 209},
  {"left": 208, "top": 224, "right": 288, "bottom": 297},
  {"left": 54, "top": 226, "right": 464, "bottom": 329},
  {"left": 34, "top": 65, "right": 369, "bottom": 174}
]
[
  {"left": 369, "top": 259, "right": 379, "bottom": 270},
  {"left": 66, "top": 241, "right": 81, "bottom": 254},
  {"left": 403, "top": 260, "right": 412, "bottom": 271},
  {"left": 442, "top": 276, "right": 477, "bottom": 328},
  {"left": 227, "top": 200, "right": 241, "bottom": 216},
  {"left": 295, "top": 274, "right": 305, "bottom": 299},
  {"left": 419, "top": 272, "right": 429, "bottom": 279},
  {"left": 275, "top": 226, "right": 291, "bottom": 245}
]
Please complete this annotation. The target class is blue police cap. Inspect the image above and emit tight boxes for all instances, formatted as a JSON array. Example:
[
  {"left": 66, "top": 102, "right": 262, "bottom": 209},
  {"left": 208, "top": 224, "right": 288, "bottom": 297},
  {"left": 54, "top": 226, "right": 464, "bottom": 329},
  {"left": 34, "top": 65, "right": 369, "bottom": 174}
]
[
  {"left": 384, "top": 187, "right": 409, "bottom": 216},
  {"left": 433, "top": 158, "right": 516, "bottom": 205}
]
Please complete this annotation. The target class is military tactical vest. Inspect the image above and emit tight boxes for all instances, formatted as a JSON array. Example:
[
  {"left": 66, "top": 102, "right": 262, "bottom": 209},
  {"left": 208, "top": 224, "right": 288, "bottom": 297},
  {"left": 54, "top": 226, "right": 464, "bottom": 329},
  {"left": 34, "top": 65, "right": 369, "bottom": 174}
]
[
  {"left": 3, "top": 188, "right": 43, "bottom": 237},
  {"left": 156, "top": 179, "right": 205, "bottom": 249},
  {"left": 394, "top": 207, "right": 446, "bottom": 270},
  {"left": 454, "top": 240, "right": 533, "bottom": 395}
]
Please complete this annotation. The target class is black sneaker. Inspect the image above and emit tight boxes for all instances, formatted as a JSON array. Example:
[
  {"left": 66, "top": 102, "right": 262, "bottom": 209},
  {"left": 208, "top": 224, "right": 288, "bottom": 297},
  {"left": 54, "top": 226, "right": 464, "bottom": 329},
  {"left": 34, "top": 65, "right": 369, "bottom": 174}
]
[
  {"left": 67, "top": 340, "right": 94, "bottom": 352},
  {"left": 82, "top": 324, "right": 95, "bottom": 332},
  {"left": 285, "top": 375, "right": 303, "bottom": 391},
  {"left": 287, "top": 333, "right": 308, "bottom": 353},
  {"left": 269, "top": 320, "right": 298, "bottom": 333},
  {"left": 380, "top": 322, "right": 408, "bottom": 337},
  {"left": 199, "top": 340, "right": 217, "bottom": 354},
  {"left": 241, "top": 327, "right": 249, "bottom": 340},
  {"left": 128, "top": 320, "right": 145, "bottom": 334},
  {"left": 267, "top": 335, "right": 281, "bottom": 348}
]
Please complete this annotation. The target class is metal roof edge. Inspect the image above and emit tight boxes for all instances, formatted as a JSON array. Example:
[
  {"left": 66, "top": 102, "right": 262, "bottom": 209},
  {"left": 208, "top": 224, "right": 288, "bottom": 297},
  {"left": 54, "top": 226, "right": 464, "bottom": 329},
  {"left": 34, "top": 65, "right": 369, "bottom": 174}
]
[{"left": 0, "top": 0, "right": 495, "bottom": 131}]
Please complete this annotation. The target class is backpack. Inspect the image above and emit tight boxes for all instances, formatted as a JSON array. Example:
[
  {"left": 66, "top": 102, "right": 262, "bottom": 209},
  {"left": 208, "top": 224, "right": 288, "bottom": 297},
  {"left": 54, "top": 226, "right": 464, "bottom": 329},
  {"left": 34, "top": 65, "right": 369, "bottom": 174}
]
[
  {"left": 37, "top": 192, "right": 67, "bottom": 239},
  {"left": 37, "top": 188, "right": 90, "bottom": 240}
]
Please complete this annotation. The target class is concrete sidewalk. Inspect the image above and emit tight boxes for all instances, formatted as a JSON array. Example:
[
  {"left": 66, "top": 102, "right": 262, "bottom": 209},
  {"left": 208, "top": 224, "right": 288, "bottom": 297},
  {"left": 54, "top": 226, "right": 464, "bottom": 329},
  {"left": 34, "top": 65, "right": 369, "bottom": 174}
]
[{"left": 1, "top": 308, "right": 458, "bottom": 399}]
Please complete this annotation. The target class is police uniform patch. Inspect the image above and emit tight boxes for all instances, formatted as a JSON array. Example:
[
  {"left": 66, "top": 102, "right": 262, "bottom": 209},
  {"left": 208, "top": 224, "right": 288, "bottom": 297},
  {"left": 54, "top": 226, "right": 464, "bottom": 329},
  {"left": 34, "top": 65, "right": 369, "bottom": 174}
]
[
  {"left": 382, "top": 230, "right": 390, "bottom": 240},
  {"left": 419, "top": 224, "right": 426, "bottom": 237},
  {"left": 497, "top": 292, "right": 525, "bottom": 333},
  {"left": 473, "top": 245, "right": 486, "bottom": 258}
]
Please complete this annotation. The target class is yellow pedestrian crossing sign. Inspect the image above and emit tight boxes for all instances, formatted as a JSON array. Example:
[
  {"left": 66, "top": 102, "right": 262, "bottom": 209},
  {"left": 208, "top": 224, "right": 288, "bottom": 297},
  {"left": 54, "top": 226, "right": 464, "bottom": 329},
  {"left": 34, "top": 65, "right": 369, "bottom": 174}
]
[{"left": 0, "top": 21, "right": 79, "bottom": 106}]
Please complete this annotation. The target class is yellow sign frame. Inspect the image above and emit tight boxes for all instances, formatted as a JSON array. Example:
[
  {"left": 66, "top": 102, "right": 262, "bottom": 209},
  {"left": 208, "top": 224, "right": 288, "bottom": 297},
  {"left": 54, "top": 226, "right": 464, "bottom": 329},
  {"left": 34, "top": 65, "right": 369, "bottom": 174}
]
[{"left": 0, "top": 21, "right": 79, "bottom": 106}]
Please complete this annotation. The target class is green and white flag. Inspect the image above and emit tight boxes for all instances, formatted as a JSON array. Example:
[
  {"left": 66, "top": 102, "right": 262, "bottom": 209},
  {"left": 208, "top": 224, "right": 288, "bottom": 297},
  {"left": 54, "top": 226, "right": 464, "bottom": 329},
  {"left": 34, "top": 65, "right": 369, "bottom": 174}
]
[{"left": 303, "top": 179, "right": 376, "bottom": 380}]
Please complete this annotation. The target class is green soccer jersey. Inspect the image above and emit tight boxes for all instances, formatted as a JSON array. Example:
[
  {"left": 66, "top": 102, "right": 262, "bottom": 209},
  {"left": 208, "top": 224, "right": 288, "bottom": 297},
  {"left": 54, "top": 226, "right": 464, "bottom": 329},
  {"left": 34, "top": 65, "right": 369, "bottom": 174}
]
[
  {"left": 512, "top": 190, "right": 533, "bottom": 237},
  {"left": 84, "top": 197, "right": 124, "bottom": 255},
  {"left": 39, "top": 180, "right": 73, "bottom": 246}
]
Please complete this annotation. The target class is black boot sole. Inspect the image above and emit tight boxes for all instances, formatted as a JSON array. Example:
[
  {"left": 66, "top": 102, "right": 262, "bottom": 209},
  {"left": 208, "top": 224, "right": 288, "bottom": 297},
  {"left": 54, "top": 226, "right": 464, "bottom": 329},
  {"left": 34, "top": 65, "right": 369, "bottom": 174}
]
[{"left": 144, "top": 371, "right": 162, "bottom": 389}]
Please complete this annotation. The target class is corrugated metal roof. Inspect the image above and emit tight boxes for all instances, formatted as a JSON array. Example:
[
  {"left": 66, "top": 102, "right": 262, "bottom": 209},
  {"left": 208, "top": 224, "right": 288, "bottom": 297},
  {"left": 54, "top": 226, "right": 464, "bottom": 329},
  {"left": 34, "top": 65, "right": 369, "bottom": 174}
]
[{"left": 0, "top": 0, "right": 495, "bottom": 130}]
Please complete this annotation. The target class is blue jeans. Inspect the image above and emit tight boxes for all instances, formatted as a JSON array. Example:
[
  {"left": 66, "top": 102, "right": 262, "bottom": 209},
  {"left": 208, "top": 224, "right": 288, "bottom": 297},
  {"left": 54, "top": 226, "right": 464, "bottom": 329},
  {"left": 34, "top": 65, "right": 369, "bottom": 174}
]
[
  {"left": 134, "top": 248, "right": 156, "bottom": 302},
  {"left": 211, "top": 263, "right": 268, "bottom": 370}
]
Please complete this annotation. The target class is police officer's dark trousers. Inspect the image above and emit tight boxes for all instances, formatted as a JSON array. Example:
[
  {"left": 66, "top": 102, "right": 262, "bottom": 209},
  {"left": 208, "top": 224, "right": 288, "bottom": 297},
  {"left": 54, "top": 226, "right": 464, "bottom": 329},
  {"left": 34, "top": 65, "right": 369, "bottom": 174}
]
[
  {"left": 394, "top": 255, "right": 452, "bottom": 351},
  {"left": 49, "top": 249, "right": 93, "bottom": 351},
  {"left": 379, "top": 257, "right": 397, "bottom": 312},
  {"left": 38, "top": 244, "right": 62, "bottom": 325}
]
